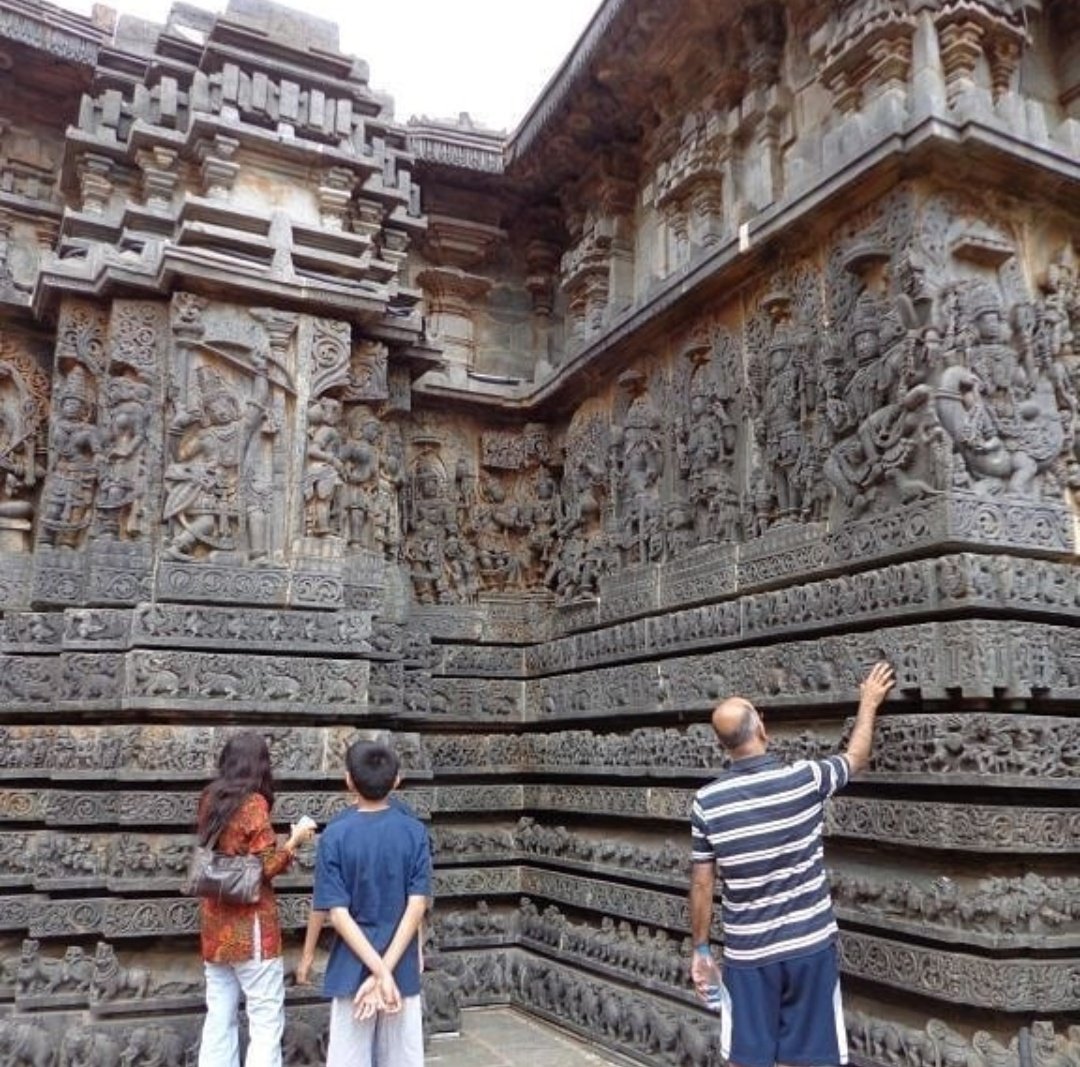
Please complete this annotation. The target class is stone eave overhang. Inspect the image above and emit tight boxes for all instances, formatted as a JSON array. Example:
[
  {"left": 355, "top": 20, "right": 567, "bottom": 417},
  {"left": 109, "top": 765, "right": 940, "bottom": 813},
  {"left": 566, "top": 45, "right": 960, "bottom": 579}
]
[
  {"left": 402, "top": 0, "right": 641, "bottom": 184},
  {"left": 505, "top": 0, "right": 634, "bottom": 168},
  {"left": 0, "top": 0, "right": 107, "bottom": 67},
  {"left": 412, "top": 113, "right": 1080, "bottom": 419},
  {"left": 407, "top": 121, "right": 506, "bottom": 179}
]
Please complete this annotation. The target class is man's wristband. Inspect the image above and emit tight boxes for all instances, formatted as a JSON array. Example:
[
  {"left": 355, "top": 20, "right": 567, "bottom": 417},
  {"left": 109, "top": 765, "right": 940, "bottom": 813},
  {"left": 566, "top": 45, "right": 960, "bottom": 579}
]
[{"left": 694, "top": 943, "right": 712, "bottom": 956}]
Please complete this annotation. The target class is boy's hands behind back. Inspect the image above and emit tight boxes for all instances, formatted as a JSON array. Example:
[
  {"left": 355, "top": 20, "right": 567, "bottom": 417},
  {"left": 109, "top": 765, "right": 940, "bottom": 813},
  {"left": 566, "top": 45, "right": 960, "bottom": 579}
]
[{"left": 352, "top": 969, "right": 403, "bottom": 1021}]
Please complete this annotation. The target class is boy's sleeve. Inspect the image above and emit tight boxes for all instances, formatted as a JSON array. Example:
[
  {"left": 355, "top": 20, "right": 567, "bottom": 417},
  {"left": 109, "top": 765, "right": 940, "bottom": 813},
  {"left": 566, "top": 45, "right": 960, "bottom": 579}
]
[
  {"left": 407, "top": 825, "right": 432, "bottom": 897},
  {"left": 311, "top": 832, "right": 350, "bottom": 911}
]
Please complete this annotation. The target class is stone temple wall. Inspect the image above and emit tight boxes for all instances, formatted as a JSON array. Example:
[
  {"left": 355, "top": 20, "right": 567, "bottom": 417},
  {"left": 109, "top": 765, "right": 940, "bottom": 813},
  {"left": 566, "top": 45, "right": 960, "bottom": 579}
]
[{"left": 0, "top": 0, "right": 1079, "bottom": 1063}]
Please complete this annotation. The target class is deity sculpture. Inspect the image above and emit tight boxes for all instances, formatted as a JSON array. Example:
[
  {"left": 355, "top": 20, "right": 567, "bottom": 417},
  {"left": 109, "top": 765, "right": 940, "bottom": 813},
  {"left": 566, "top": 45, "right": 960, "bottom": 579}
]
[
  {"left": 339, "top": 411, "right": 380, "bottom": 550},
  {"left": 404, "top": 447, "right": 453, "bottom": 602},
  {"left": 472, "top": 475, "right": 526, "bottom": 592},
  {"left": 823, "top": 290, "right": 938, "bottom": 513},
  {"left": 753, "top": 300, "right": 808, "bottom": 524},
  {"left": 95, "top": 376, "right": 153, "bottom": 541},
  {"left": 163, "top": 361, "right": 275, "bottom": 563},
  {"left": 39, "top": 365, "right": 102, "bottom": 548},
  {"left": 612, "top": 372, "right": 664, "bottom": 564},
  {"left": 525, "top": 465, "right": 559, "bottom": 580},
  {"left": 376, "top": 426, "right": 406, "bottom": 561},
  {"left": 961, "top": 281, "right": 1025, "bottom": 418},
  {"left": 0, "top": 356, "right": 43, "bottom": 539},
  {"left": 935, "top": 282, "right": 1069, "bottom": 497},
  {"left": 677, "top": 357, "right": 738, "bottom": 544},
  {"left": 303, "top": 396, "right": 344, "bottom": 537}
]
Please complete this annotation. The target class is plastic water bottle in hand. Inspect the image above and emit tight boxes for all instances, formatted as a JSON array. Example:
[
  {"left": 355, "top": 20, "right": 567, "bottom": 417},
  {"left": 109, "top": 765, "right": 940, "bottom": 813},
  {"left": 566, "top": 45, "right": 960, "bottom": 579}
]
[{"left": 695, "top": 945, "right": 723, "bottom": 1013}]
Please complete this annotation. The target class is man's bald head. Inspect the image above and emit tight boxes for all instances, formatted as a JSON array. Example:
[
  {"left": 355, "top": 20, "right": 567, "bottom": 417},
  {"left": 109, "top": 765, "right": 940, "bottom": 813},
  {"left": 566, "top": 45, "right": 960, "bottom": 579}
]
[{"left": 711, "top": 697, "right": 764, "bottom": 753}]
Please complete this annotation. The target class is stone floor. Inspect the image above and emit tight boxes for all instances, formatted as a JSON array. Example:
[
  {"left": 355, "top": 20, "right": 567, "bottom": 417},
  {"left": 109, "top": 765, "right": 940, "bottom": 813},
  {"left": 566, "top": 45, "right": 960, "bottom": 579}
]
[{"left": 426, "top": 1007, "right": 636, "bottom": 1067}]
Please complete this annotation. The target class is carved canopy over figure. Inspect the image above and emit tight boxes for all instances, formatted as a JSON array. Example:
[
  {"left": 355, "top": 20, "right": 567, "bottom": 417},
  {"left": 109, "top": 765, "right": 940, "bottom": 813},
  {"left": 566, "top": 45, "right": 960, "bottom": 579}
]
[{"left": 163, "top": 362, "right": 275, "bottom": 563}]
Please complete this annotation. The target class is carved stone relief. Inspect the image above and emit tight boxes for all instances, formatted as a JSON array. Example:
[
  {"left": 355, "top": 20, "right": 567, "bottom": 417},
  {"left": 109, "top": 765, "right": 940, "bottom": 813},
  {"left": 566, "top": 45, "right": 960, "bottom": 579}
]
[{"left": 4, "top": 0, "right": 1080, "bottom": 1057}]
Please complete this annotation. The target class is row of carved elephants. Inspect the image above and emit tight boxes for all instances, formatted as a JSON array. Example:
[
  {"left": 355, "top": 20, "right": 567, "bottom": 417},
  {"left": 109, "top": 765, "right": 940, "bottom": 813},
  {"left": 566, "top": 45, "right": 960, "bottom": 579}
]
[
  {"left": 0, "top": 864, "right": 1076, "bottom": 1011},
  {"left": 0, "top": 940, "right": 1074, "bottom": 1067}
]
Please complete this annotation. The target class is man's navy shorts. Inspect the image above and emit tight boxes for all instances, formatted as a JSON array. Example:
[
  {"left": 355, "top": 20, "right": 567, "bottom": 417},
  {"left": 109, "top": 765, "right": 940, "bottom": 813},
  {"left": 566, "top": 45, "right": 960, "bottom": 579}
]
[{"left": 718, "top": 944, "right": 847, "bottom": 1067}]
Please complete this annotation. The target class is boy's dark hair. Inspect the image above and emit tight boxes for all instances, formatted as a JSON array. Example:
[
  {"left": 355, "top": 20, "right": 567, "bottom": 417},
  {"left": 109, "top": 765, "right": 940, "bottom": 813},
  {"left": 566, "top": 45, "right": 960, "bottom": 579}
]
[{"left": 345, "top": 740, "right": 400, "bottom": 801}]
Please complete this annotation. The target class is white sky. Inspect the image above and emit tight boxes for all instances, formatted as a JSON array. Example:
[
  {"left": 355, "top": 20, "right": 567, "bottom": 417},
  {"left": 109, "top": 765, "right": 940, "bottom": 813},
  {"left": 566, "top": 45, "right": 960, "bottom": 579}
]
[{"left": 59, "top": 0, "right": 603, "bottom": 132}]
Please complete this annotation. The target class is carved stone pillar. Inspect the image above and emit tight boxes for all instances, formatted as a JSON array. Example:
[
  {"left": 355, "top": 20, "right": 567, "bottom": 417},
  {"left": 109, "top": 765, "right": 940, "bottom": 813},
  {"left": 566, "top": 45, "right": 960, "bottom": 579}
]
[
  {"left": 136, "top": 147, "right": 179, "bottom": 212},
  {"left": 196, "top": 134, "right": 240, "bottom": 200},
  {"left": 76, "top": 153, "right": 113, "bottom": 216},
  {"left": 819, "top": 9, "right": 916, "bottom": 164},
  {"left": 381, "top": 229, "right": 410, "bottom": 293},
  {"left": 0, "top": 209, "right": 12, "bottom": 293},
  {"left": 937, "top": 19, "right": 986, "bottom": 107},
  {"left": 559, "top": 168, "right": 635, "bottom": 349},
  {"left": 416, "top": 267, "right": 492, "bottom": 383},
  {"left": 317, "top": 167, "right": 354, "bottom": 231},
  {"left": 525, "top": 237, "right": 561, "bottom": 375},
  {"left": 935, "top": 3, "right": 1027, "bottom": 118}
]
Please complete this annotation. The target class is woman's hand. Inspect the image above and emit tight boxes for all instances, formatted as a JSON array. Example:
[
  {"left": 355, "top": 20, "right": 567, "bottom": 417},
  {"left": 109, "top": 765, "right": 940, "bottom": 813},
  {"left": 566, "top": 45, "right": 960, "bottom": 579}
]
[{"left": 286, "top": 816, "right": 317, "bottom": 854}]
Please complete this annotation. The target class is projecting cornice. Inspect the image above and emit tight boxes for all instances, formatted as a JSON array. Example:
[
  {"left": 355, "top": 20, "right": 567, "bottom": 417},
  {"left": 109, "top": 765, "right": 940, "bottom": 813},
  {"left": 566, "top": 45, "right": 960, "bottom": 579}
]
[
  {"left": 0, "top": 0, "right": 108, "bottom": 66},
  {"left": 506, "top": 0, "right": 634, "bottom": 164}
]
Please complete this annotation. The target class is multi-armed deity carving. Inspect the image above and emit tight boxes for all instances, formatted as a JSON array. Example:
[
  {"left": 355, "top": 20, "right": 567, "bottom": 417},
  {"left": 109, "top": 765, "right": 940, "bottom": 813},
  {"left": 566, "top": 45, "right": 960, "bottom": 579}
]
[
  {"left": 820, "top": 285, "right": 941, "bottom": 518},
  {"left": 747, "top": 286, "right": 817, "bottom": 528},
  {"left": 163, "top": 295, "right": 293, "bottom": 564},
  {"left": 546, "top": 405, "right": 612, "bottom": 601},
  {"left": 610, "top": 369, "right": 666, "bottom": 567},
  {"left": 39, "top": 364, "right": 102, "bottom": 550},
  {"left": 674, "top": 330, "right": 741, "bottom": 547},
  {"left": 404, "top": 436, "right": 457, "bottom": 603},
  {"left": 338, "top": 409, "right": 404, "bottom": 560},
  {"left": 163, "top": 359, "right": 277, "bottom": 563}
]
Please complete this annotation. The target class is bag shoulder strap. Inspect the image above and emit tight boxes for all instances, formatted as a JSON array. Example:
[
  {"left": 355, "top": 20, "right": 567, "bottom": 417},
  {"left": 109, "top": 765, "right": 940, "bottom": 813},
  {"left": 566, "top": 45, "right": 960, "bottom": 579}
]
[{"left": 201, "top": 822, "right": 225, "bottom": 851}]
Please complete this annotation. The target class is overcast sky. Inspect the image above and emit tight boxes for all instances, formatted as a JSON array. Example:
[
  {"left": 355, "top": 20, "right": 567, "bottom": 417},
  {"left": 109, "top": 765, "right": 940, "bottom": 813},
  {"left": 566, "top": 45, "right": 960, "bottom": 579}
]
[{"left": 60, "top": 0, "right": 602, "bottom": 131}]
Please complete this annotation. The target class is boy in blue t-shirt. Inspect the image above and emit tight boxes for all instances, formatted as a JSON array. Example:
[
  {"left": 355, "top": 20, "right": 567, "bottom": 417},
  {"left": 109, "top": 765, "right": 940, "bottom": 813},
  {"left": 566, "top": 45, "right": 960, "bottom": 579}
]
[
  {"left": 296, "top": 793, "right": 423, "bottom": 986},
  {"left": 312, "top": 740, "right": 431, "bottom": 1067}
]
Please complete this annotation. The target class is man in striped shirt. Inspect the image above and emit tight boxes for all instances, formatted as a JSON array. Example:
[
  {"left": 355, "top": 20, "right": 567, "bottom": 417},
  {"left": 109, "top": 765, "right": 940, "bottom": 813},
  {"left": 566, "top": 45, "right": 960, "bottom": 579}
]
[{"left": 689, "top": 662, "right": 895, "bottom": 1067}]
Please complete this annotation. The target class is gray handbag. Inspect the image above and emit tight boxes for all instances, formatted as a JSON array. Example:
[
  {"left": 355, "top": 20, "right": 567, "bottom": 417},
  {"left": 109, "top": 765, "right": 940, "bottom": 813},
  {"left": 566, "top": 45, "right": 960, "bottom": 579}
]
[{"left": 183, "top": 824, "right": 263, "bottom": 905}]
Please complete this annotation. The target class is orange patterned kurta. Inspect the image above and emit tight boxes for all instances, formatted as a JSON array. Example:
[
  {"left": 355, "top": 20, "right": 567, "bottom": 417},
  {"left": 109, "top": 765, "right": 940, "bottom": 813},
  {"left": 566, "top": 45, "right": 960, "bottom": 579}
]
[{"left": 198, "top": 792, "right": 293, "bottom": 964}]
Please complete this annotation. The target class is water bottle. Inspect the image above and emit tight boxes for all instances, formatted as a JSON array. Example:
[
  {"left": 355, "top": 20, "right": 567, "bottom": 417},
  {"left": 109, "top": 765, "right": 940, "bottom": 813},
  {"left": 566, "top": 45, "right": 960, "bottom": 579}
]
[{"left": 695, "top": 944, "right": 724, "bottom": 1013}]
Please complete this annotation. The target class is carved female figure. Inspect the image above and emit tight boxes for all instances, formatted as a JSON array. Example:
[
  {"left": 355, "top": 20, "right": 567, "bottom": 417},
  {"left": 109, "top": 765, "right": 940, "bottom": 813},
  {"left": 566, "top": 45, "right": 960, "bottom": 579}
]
[
  {"left": 302, "top": 396, "right": 344, "bottom": 537},
  {"left": 40, "top": 365, "right": 101, "bottom": 548},
  {"left": 96, "top": 376, "right": 152, "bottom": 541}
]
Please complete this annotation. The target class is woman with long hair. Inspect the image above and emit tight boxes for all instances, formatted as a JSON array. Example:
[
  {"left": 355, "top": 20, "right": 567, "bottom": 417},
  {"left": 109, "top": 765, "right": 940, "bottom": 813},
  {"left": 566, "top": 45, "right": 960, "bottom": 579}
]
[{"left": 197, "top": 731, "right": 314, "bottom": 1067}]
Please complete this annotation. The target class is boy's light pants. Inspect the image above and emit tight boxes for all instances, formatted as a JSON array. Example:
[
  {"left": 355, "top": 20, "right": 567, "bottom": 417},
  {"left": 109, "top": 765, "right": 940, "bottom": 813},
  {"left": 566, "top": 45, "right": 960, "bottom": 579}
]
[{"left": 326, "top": 994, "right": 423, "bottom": 1067}]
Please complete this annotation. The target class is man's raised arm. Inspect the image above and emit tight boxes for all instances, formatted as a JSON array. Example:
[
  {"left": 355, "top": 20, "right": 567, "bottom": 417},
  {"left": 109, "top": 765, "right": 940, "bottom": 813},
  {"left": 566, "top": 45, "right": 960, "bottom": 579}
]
[{"left": 845, "top": 662, "right": 896, "bottom": 775}]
